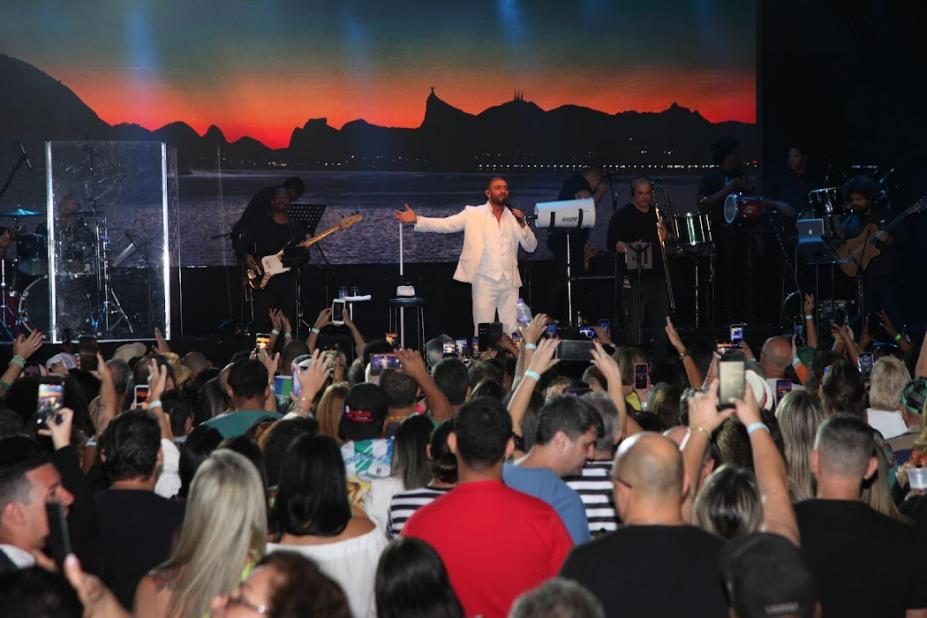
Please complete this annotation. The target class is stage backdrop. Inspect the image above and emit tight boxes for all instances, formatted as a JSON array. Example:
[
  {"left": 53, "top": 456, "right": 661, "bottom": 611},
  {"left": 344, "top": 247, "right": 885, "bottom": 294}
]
[{"left": 0, "top": 0, "right": 756, "bottom": 266}]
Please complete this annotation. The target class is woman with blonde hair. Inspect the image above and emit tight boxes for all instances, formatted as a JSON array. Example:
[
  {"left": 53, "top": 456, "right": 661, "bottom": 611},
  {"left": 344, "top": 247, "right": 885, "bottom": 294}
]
[
  {"left": 867, "top": 356, "right": 912, "bottom": 440},
  {"left": 693, "top": 465, "right": 762, "bottom": 539},
  {"left": 776, "top": 390, "right": 827, "bottom": 500},
  {"left": 316, "top": 382, "right": 349, "bottom": 444},
  {"left": 134, "top": 449, "right": 267, "bottom": 618}
]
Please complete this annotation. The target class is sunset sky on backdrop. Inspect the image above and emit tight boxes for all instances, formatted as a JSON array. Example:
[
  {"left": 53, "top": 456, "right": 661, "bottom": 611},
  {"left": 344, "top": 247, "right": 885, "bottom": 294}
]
[{"left": 0, "top": 0, "right": 755, "bottom": 148}]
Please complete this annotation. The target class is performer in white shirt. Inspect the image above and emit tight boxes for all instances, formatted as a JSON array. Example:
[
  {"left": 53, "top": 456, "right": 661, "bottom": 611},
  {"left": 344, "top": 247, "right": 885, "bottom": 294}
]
[{"left": 394, "top": 177, "right": 537, "bottom": 334}]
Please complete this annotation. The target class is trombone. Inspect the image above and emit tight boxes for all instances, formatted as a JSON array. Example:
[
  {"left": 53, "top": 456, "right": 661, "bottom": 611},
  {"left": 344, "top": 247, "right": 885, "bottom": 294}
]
[{"left": 653, "top": 184, "right": 676, "bottom": 313}]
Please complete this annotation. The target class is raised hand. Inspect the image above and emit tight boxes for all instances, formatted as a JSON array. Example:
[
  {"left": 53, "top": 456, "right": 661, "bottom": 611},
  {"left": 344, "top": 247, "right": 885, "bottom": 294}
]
[
  {"left": 313, "top": 307, "right": 333, "bottom": 330},
  {"left": 590, "top": 340, "right": 621, "bottom": 388},
  {"left": 664, "top": 317, "right": 685, "bottom": 353},
  {"left": 732, "top": 382, "right": 763, "bottom": 426},
  {"left": 256, "top": 349, "right": 280, "bottom": 380},
  {"left": 527, "top": 337, "right": 560, "bottom": 375},
  {"left": 294, "top": 349, "right": 331, "bottom": 405},
  {"left": 393, "top": 203, "right": 418, "bottom": 225},
  {"left": 519, "top": 312, "right": 550, "bottom": 346},
  {"left": 687, "top": 380, "right": 734, "bottom": 434},
  {"left": 146, "top": 359, "right": 169, "bottom": 404},
  {"left": 38, "top": 406, "right": 74, "bottom": 450},
  {"left": 13, "top": 330, "right": 44, "bottom": 360},
  {"left": 397, "top": 348, "right": 429, "bottom": 383},
  {"left": 803, "top": 293, "right": 815, "bottom": 316},
  {"left": 154, "top": 327, "right": 171, "bottom": 354},
  {"left": 269, "top": 308, "right": 283, "bottom": 331}
]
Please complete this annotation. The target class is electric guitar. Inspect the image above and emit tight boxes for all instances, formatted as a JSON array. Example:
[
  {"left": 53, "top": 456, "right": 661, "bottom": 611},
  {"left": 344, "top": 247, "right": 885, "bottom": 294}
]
[
  {"left": 245, "top": 213, "right": 363, "bottom": 290},
  {"left": 835, "top": 197, "right": 926, "bottom": 277}
]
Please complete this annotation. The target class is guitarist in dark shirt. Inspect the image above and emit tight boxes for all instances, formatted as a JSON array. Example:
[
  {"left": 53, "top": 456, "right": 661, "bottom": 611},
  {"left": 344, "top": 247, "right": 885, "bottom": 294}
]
[
  {"left": 836, "top": 175, "right": 909, "bottom": 318},
  {"left": 234, "top": 187, "right": 307, "bottom": 333}
]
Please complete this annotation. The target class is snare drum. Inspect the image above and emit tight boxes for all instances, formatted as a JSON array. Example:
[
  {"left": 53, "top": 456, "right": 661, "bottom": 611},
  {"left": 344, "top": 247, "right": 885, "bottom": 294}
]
[
  {"left": 723, "top": 193, "right": 764, "bottom": 227},
  {"left": 673, "top": 212, "right": 712, "bottom": 246}
]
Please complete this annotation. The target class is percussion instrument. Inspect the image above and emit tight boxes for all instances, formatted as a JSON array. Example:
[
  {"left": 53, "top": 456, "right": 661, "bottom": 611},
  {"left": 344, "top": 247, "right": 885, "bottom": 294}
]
[
  {"left": 673, "top": 212, "right": 713, "bottom": 247},
  {"left": 723, "top": 193, "right": 765, "bottom": 227},
  {"left": 18, "top": 275, "right": 48, "bottom": 334}
]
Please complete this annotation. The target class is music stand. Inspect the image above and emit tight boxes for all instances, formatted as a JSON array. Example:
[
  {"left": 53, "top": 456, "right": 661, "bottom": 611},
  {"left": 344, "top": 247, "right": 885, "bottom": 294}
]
[
  {"left": 796, "top": 218, "right": 845, "bottom": 336},
  {"left": 285, "top": 203, "right": 327, "bottom": 339},
  {"left": 534, "top": 198, "right": 596, "bottom": 326}
]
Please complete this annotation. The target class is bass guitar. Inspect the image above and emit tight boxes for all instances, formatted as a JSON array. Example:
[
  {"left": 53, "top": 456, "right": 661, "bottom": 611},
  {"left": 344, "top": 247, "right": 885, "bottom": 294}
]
[
  {"left": 835, "top": 197, "right": 926, "bottom": 277},
  {"left": 246, "top": 213, "right": 363, "bottom": 290}
]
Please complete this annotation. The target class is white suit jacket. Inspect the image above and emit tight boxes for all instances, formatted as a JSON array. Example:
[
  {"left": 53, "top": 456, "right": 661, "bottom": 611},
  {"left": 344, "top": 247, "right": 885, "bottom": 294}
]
[{"left": 414, "top": 202, "right": 538, "bottom": 286}]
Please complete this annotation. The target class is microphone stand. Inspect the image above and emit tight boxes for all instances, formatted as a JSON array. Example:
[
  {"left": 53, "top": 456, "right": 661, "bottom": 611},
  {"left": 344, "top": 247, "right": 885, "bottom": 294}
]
[{"left": 628, "top": 242, "right": 648, "bottom": 346}]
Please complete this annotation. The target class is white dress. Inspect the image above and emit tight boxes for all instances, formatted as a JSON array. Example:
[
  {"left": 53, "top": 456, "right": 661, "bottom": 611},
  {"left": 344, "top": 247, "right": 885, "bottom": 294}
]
[{"left": 268, "top": 526, "right": 388, "bottom": 618}]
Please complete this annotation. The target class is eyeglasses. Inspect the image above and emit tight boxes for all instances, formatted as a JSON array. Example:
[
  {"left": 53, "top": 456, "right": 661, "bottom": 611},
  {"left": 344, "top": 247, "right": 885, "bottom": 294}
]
[{"left": 227, "top": 592, "right": 269, "bottom": 615}]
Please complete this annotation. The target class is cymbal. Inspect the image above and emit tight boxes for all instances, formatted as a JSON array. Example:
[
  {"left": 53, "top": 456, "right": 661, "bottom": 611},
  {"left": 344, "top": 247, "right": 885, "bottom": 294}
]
[{"left": 0, "top": 207, "right": 42, "bottom": 217}]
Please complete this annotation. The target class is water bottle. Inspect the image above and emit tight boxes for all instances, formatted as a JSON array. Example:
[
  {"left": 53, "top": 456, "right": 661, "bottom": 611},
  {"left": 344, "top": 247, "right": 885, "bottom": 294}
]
[{"left": 515, "top": 298, "right": 532, "bottom": 327}]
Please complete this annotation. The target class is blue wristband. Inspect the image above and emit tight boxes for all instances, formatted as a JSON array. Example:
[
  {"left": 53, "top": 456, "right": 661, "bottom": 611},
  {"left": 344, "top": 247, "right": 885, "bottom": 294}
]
[
  {"left": 524, "top": 370, "right": 541, "bottom": 382},
  {"left": 746, "top": 422, "right": 768, "bottom": 436},
  {"left": 525, "top": 343, "right": 537, "bottom": 351}
]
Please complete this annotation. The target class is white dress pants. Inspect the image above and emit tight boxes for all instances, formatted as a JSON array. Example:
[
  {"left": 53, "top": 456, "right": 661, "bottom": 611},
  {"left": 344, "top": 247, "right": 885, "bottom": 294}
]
[{"left": 471, "top": 274, "right": 519, "bottom": 335}]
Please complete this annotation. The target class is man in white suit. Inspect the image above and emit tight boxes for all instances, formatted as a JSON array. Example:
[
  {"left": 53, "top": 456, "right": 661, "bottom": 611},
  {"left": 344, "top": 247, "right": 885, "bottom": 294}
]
[{"left": 394, "top": 177, "right": 537, "bottom": 334}]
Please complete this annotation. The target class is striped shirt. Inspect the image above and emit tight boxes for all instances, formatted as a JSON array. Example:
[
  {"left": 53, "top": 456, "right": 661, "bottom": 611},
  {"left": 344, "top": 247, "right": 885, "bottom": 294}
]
[
  {"left": 388, "top": 485, "right": 452, "bottom": 539},
  {"left": 564, "top": 460, "right": 619, "bottom": 535}
]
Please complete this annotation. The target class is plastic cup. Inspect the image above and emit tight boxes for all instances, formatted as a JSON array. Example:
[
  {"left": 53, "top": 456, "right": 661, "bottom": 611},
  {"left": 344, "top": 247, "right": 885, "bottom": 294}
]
[{"left": 909, "top": 468, "right": 927, "bottom": 490}]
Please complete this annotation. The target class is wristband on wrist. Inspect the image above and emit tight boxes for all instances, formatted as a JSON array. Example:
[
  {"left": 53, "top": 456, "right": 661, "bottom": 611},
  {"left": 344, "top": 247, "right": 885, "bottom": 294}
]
[
  {"left": 791, "top": 357, "right": 802, "bottom": 367},
  {"left": 10, "top": 355, "right": 25, "bottom": 368},
  {"left": 284, "top": 331, "right": 293, "bottom": 339},
  {"left": 148, "top": 399, "right": 163, "bottom": 411},
  {"left": 804, "top": 314, "right": 814, "bottom": 321},
  {"left": 271, "top": 328, "right": 280, "bottom": 335},
  {"left": 525, "top": 343, "right": 538, "bottom": 351},
  {"left": 691, "top": 425, "right": 711, "bottom": 438},
  {"left": 747, "top": 422, "right": 769, "bottom": 436},
  {"left": 310, "top": 327, "right": 321, "bottom": 335},
  {"left": 679, "top": 350, "right": 690, "bottom": 360},
  {"left": 524, "top": 370, "right": 541, "bottom": 381},
  {"left": 894, "top": 333, "right": 903, "bottom": 342},
  {"left": 0, "top": 380, "right": 10, "bottom": 392}
]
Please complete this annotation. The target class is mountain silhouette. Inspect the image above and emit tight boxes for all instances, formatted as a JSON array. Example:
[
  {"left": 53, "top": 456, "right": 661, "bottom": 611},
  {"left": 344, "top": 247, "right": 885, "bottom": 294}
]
[{"left": 0, "top": 52, "right": 755, "bottom": 171}]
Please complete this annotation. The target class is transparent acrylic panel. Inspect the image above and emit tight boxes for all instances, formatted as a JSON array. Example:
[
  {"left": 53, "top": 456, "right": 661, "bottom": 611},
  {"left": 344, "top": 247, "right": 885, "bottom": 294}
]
[{"left": 45, "top": 141, "right": 175, "bottom": 342}]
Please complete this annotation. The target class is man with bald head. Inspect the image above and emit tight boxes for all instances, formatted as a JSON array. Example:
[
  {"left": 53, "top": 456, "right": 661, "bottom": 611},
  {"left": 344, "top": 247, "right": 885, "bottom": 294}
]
[
  {"left": 560, "top": 432, "right": 728, "bottom": 617},
  {"left": 395, "top": 176, "right": 538, "bottom": 335},
  {"left": 760, "top": 335, "right": 803, "bottom": 394}
]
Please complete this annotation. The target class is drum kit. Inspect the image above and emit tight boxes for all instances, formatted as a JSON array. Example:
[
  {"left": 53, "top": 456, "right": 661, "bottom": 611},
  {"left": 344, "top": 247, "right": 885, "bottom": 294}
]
[{"left": 0, "top": 206, "right": 135, "bottom": 340}]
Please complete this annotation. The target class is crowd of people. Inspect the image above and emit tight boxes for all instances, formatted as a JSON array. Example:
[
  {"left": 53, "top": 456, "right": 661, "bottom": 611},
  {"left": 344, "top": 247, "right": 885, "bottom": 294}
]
[{"left": 1, "top": 296, "right": 927, "bottom": 618}]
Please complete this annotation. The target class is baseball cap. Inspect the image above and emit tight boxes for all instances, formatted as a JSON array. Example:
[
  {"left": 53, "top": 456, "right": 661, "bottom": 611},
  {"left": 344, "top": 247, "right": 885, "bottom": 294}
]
[
  {"left": 339, "top": 383, "right": 389, "bottom": 442},
  {"left": 719, "top": 532, "right": 817, "bottom": 618},
  {"left": 901, "top": 378, "right": 927, "bottom": 415}
]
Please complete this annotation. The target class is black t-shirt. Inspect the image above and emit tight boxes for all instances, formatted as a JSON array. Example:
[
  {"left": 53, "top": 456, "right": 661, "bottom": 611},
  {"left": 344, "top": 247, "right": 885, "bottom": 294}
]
[
  {"left": 236, "top": 214, "right": 307, "bottom": 264},
  {"left": 795, "top": 499, "right": 927, "bottom": 617},
  {"left": 560, "top": 524, "right": 728, "bottom": 618},
  {"left": 766, "top": 169, "right": 821, "bottom": 214},
  {"left": 606, "top": 203, "right": 665, "bottom": 279},
  {"left": 547, "top": 174, "right": 593, "bottom": 262},
  {"left": 94, "top": 489, "right": 184, "bottom": 610}
]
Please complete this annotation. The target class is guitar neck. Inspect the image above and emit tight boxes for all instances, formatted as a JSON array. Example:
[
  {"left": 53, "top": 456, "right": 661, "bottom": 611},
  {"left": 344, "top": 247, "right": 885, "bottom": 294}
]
[{"left": 298, "top": 225, "right": 341, "bottom": 250}]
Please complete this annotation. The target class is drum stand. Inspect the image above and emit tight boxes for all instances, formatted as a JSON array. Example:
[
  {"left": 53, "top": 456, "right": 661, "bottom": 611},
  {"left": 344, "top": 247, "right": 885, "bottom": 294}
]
[
  {"left": 0, "top": 259, "right": 16, "bottom": 340},
  {"left": 95, "top": 220, "right": 135, "bottom": 336}
]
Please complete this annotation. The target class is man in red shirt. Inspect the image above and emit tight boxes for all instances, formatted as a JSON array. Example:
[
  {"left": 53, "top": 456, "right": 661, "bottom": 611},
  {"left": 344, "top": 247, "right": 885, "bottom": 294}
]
[{"left": 402, "top": 397, "right": 573, "bottom": 618}]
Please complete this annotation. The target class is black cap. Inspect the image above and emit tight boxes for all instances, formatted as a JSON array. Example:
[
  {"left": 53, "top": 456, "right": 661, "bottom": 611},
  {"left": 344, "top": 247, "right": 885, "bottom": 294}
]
[
  {"left": 719, "top": 533, "right": 817, "bottom": 618},
  {"left": 340, "top": 383, "right": 389, "bottom": 442}
]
